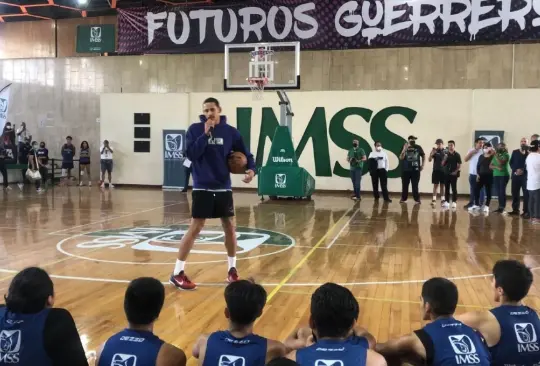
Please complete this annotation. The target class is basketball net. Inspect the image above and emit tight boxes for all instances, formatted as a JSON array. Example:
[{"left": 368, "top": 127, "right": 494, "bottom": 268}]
[{"left": 247, "top": 77, "right": 268, "bottom": 100}]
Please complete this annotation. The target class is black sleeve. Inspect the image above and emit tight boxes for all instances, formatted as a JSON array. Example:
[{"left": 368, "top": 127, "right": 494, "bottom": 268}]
[
  {"left": 43, "top": 308, "right": 89, "bottom": 366},
  {"left": 457, "top": 153, "right": 462, "bottom": 165},
  {"left": 413, "top": 329, "right": 434, "bottom": 365},
  {"left": 418, "top": 146, "right": 425, "bottom": 157}
]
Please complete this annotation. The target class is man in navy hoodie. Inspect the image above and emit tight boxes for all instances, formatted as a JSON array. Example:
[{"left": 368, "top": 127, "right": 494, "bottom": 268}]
[{"left": 170, "top": 97, "right": 256, "bottom": 290}]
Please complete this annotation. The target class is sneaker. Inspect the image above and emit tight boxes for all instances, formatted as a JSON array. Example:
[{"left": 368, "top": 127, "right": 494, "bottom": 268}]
[
  {"left": 508, "top": 210, "right": 520, "bottom": 216},
  {"left": 36, "top": 188, "right": 44, "bottom": 193},
  {"left": 384, "top": 199, "right": 392, "bottom": 203},
  {"left": 109, "top": 184, "right": 115, "bottom": 188},
  {"left": 441, "top": 200, "right": 446, "bottom": 207},
  {"left": 100, "top": 183, "right": 105, "bottom": 189},
  {"left": 88, "top": 181, "right": 92, "bottom": 187},
  {"left": 352, "top": 196, "right": 358, "bottom": 201},
  {"left": 79, "top": 181, "right": 83, "bottom": 187},
  {"left": 494, "top": 208, "right": 504, "bottom": 214},
  {"left": 169, "top": 271, "right": 197, "bottom": 291},
  {"left": 17, "top": 183, "right": 23, "bottom": 190},
  {"left": 400, "top": 200, "right": 407, "bottom": 204},
  {"left": 451, "top": 202, "right": 457, "bottom": 209},
  {"left": 227, "top": 267, "right": 239, "bottom": 283},
  {"left": 414, "top": 201, "right": 421, "bottom": 205},
  {"left": 431, "top": 200, "right": 436, "bottom": 207},
  {"left": 482, "top": 205, "right": 490, "bottom": 214},
  {"left": 522, "top": 213, "right": 530, "bottom": 219},
  {"left": 468, "top": 205, "right": 480, "bottom": 212},
  {"left": 442, "top": 202, "right": 450, "bottom": 209}
]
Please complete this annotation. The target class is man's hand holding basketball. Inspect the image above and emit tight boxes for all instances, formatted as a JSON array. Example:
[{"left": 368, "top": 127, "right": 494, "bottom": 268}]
[{"left": 243, "top": 169, "right": 255, "bottom": 183}]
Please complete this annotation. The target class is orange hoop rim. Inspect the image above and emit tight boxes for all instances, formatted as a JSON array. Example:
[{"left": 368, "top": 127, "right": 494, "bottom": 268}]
[{"left": 247, "top": 77, "right": 269, "bottom": 86}]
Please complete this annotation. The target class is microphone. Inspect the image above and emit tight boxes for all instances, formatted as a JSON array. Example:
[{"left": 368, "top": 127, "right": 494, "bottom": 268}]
[{"left": 209, "top": 126, "right": 214, "bottom": 137}]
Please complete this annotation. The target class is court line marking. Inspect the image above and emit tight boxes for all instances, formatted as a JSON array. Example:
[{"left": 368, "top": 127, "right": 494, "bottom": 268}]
[
  {"left": 326, "top": 208, "right": 359, "bottom": 248},
  {"left": 265, "top": 207, "right": 355, "bottom": 303},
  {"left": 47, "top": 203, "right": 180, "bottom": 235},
  {"left": 277, "top": 290, "right": 492, "bottom": 309},
  {"left": 0, "top": 267, "right": 538, "bottom": 287}
]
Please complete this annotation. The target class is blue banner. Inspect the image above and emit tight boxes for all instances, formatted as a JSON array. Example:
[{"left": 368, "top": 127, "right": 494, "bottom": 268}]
[{"left": 163, "top": 129, "right": 186, "bottom": 190}]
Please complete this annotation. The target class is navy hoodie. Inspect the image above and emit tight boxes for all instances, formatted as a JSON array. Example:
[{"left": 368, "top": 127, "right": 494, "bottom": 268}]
[{"left": 186, "top": 115, "right": 255, "bottom": 190}]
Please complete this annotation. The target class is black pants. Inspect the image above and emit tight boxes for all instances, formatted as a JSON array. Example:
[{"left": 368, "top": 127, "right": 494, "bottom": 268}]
[
  {"left": 371, "top": 169, "right": 389, "bottom": 200},
  {"left": 444, "top": 175, "right": 458, "bottom": 203},
  {"left": 401, "top": 170, "right": 420, "bottom": 202},
  {"left": 475, "top": 174, "right": 493, "bottom": 206},
  {"left": 182, "top": 166, "right": 191, "bottom": 191},
  {"left": 0, "top": 162, "right": 7, "bottom": 188},
  {"left": 511, "top": 174, "right": 529, "bottom": 213},
  {"left": 36, "top": 166, "right": 48, "bottom": 189}
]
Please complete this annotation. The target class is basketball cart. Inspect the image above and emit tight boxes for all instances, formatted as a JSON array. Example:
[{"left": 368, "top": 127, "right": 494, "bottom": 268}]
[{"left": 224, "top": 42, "right": 315, "bottom": 201}]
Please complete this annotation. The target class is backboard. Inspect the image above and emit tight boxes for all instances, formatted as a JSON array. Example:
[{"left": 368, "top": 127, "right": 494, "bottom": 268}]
[{"left": 224, "top": 42, "right": 300, "bottom": 91}]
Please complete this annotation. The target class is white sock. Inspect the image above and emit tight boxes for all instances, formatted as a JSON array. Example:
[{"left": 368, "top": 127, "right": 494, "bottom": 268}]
[
  {"left": 228, "top": 256, "right": 236, "bottom": 270},
  {"left": 173, "top": 259, "right": 185, "bottom": 275},
  {"left": 432, "top": 195, "right": 436, "bottom": 201}
]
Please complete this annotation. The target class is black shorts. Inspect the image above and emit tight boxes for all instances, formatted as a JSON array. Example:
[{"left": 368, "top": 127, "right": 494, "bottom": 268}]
[
  {"left": 192, "top": 190, "right": 234, "bottom": 219},
  {"left": 432, "top": 170, "right": 445, "bottom": 184},
  {"left": 101, "top": 159, "right": 113, "bottom": 173},
  {"left": 62, "top": 162, "right": 74, "bottom": 170}
]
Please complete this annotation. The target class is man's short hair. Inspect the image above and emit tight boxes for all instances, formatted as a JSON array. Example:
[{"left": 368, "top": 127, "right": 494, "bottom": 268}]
[
  {"left": 448, "top": 140, "right": 456, "bottom": 145},
  {"left": 474, "top": 138, "right": 485, "bottom": 144},
  {"left": 66, "top": 136, "right": 72, "bottom": 140},
  {"left": 203, "top": 97, "right": 221, "bottom": 108},
  {"left": 422, "top": 278, "right": 458, "bottom": 316},
  {"left": 5, "top": 267, "right": 54, "bottom": 314},
  {"left": 124, "top": 277, "right": 165, "bottom": 325},
  {"left": 493, "top": 260, "right": 533, "bottom": 302},
  {"left": 225, "top": 280, "right": 267, "bottom": 326},
  {"left": 310, "top": 283, "right": 359, "bottom": 338}
]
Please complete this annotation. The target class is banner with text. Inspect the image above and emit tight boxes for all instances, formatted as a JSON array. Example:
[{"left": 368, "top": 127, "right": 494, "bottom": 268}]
[
  {"left": 0, "top": 84, "right": 11, "bottom": 133},
  {"left": 163, "top": 129, "right": 186, "bottom": 190},
  {"left": 118, "top": 0, "right": 540, "bottom": 54}
]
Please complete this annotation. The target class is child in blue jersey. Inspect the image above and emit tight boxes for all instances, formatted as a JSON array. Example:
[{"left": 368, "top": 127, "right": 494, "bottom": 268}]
[
  {"left": 97, "top": 277, "right": 186, "bottom": 366},
  {"left": 457, "top": 260, "right": 540, "bottom": 366},
  {"left": 79, "top": 141, "right": 91, "bottom": 186},
  {"left": 192, "top": 279, "right": 287, "bottom": 365},
  {"left": 376, "top": 278, "right": 490, "bottom": 366},
  {"left": 0, "top": 267, "right": 88, "bottom": 366},
  {"left": 61, "top": 136, "right": 75, "bottom": 186},
  {"left": 285, "top": 283, "right": 386, "bottom": 366}
]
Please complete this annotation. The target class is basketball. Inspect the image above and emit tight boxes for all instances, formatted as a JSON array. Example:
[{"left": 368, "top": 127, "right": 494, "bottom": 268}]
[{"left": 228, "top": 151, "right": 248, "bottom": 174}]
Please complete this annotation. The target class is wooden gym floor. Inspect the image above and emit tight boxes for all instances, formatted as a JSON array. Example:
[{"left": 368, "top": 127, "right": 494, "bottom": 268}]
[{"left": 0, "top": 187, "right": 538, "bottom": 364}]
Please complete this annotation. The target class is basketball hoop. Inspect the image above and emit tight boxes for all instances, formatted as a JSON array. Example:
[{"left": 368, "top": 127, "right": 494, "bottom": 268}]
[{"left": 247, "top": 77, "right": 268, "bottom": 100}]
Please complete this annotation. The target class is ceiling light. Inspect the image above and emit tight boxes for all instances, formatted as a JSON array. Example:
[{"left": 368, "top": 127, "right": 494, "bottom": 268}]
[{"left": 78, "top": 0, "right": 88, "bottom": 5}]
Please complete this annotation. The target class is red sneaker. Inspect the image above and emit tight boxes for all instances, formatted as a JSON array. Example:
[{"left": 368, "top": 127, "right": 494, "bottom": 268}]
[
  {"left": 227, "top": 267, "right": 239, "bottom": 283},
  {"left": 169, "top": 271, "right": 197, "bottom": 290}
]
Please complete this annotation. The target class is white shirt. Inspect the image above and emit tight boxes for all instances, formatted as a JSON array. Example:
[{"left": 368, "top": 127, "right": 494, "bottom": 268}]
[
  {"left": 100, "top": 145, "right": 113, "bottom": 160},
  {"left": 526, "top": 153, "right": 540, "bottom": 190},
  {"left": 467, "top": 148, "right": 483, "bottom": 175},
  {"left": 368, "top": 149, "right": 389, "bottom": 170},
  {"left": 16, "top": 127, "right": 26, "bottom": 143}
]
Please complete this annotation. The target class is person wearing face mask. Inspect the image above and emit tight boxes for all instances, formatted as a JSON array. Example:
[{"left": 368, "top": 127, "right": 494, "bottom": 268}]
[
  {"left": 2, "top": 121, "right": 15, "bottom": 146},
  {"left": 17, "top": 137, "right": 32, "bottom": 190},
  {"left": 490, "top": 142, "right": 510, "bottom": 213},
  {"left": 35, "top": 142, "right": 49, "bottom": 192},
  {"left": 368, "top": 141, "right": 391, "bottom": 202},
  {"left": 509, "top": 138, "right": 530, "bottom": 218},
  {"left": 526, "top": 140, "right": 540, "bottom": 223},
  {"left": 469, "top": 143, "right": 495, "bottom": 214},
  {"left": 347, "top": 139, "right": 367, "bottom": 201},
  {"left": 399, "top": 135, "right": 425, "bottom": 204}
]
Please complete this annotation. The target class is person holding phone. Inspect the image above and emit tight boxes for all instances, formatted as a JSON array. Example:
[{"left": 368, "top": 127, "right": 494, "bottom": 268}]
[
  {"left": 428, "top": 139, "right": 446, "bottom": 207},
  {"left": 100, "top": 140, "right": 114, "bottom": 188},
  {"left": 400, "top": 136, "right": 425, "bottom": 204},
  {"left": 509, "top": 137, "right": 529, "bottom": 218},
  {"left": 348, "top": 139, "right": 367, "bottom": 201}
]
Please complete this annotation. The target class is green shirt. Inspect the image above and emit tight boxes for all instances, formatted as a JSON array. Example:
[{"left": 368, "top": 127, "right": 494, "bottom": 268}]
[
  {"left": 348, "top": 147, "right": 366, "bottom": 169},
  {"left": 491, "top": 151, "right": 510, "bottom": 176}
]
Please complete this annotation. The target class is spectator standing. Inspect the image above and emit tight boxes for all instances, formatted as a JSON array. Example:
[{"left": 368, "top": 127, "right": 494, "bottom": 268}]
[
  {"left": 79, "top": 141, "right": 91, "bottom": 187},
  {"left": 400, "top": 136, "right": 425, "bottom": 204},
  {"left": 35, "top": 141, "right": 49, "bottom": 192},
  {"left": 526, "top": 140, "right": 540, "bottom": 223},
  {"left": 2, "top": 121, "right": 15, "bottom": 146},
  {"left": 347, "top": 139, "right": 366, "bottom": 201},
  {"left": 16, "top": 122, "right": 27, "bottom": 152},
  {"left": 368, "top": 141, "right": 391, "bottom": 202},
  {"left": 509, "top": 137, "right": 529, "bottom": 218},
  {"left": 464, "top": 138, "right": 486, "bottom": 209},
  {"left": 0, "top": 143, "right": 9, "bottom": 192},
  {"left": 531, "top": 134, "right": 539, "bottom": 142},
  {"left": 0, "top": 267, "right": 88, "bottom": 366},
  {"left": 100, "top": 140, "right": 114, "bottom": 189},
  {"left": 469, "top": 143, "right": 495, "bottom": 214},
  {"left": 491, "top": 142, "right": 510, "bottom": 213},
  {"left": 428, "top": 138, "right": 446, "bottom": 207},
  {"left": 17, "top": 137, "right": 32, "bottom": 190},
  {"left": 60, "top": 136, "right": 75, "bottom": 186},
  {"left": 441, "top": 140, "right": 461, "bottom": 209}
]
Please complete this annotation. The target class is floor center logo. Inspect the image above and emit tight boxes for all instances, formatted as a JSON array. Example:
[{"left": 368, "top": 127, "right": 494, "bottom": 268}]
[{"left": 57, "top": 225, "right": 295, "bottom": 265}]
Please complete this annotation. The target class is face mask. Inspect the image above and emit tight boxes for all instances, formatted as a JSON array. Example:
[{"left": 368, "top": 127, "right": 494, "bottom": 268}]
[
  {"left": 40, "top": 144, "right": 45, "bottom": 148},
  {"left": 353, "top": 143, "right": 358, "bottom": 148},
  {"left": 521, "top": 144, "right": 529, "bottom": 151},
  {"left": 32, "top": 144, "right": 38, "bottom": 149},
  {"left": 409, "top": 140, "right": 415, "bottom": 146},
  {"left": 375, "top": 146, "right": 382, "bottom": 151}
]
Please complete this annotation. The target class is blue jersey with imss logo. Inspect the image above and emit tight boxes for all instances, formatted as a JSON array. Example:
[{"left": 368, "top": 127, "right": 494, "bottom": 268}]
[
  {"left": 296, "top": 336, "right": 369, "bottom": 366},
  {"left": 422, "top": 317, "right": 491, "bottom": 366},
  {"left": 98, "top": 329, "right": 164, "bottom": 366},
  {"left": 203, "top": 330, "right": 267, "bottom": 366},
  {"left": 489, "top": 305, "right": 540, "bottom": 366},
  {"left": 0, "top": 307, "right": 52, "bottom": 366}
]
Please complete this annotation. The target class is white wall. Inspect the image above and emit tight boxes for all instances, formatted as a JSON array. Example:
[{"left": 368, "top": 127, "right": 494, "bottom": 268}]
[{"left": 100, "top": 93, "right": 190, "bottom": 185}]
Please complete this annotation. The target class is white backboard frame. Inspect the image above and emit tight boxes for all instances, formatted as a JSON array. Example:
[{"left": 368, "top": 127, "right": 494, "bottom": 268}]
[{"left": 224, "top": 41, "right": 301, "bottom": 91}]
